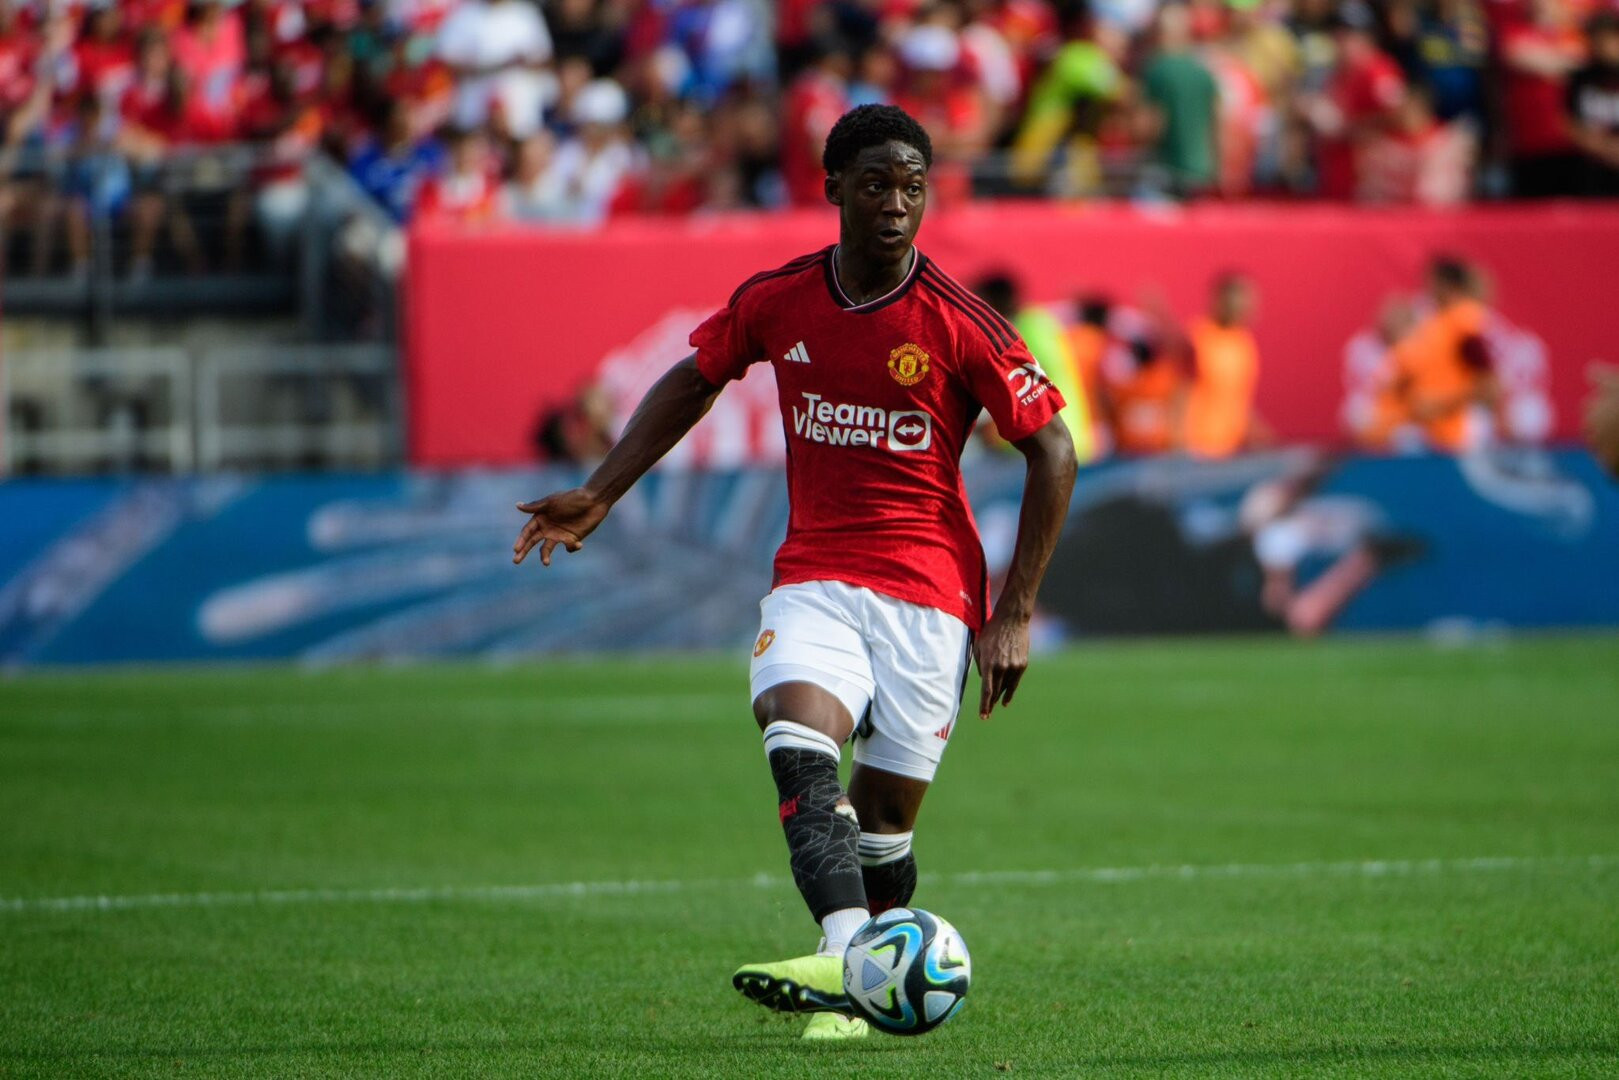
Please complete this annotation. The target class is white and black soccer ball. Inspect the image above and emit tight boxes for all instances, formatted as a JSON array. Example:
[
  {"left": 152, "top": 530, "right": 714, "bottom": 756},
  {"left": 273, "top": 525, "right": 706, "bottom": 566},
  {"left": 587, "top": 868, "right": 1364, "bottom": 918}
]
[{"left": 842, "top": 907, "right": 971, "bottom": 1035}]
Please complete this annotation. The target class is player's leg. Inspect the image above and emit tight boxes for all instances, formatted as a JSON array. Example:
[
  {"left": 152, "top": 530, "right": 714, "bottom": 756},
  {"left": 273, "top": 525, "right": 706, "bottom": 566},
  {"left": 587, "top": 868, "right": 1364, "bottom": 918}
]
[
  {"left": 734, "top": 584, "right": 876, "bottom": 1018},
  {"left": 848, "top": 763, "right": 928, "bottom": 914},
  {"left": 850, "top": 587, "right": 973, "bottom": 915},
  {"left": 753, "top": 681, "right": 869, "bottom": 951}
]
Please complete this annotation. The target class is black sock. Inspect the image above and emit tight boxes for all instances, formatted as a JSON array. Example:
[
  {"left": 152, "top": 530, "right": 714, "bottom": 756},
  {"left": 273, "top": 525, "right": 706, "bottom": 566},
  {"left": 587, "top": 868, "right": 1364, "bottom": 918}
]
[
  {"left": 860, "top": 854, "right": 917, "bottom": 914},
  {"left": 767, "top": 747, "right": 867, "bottom": 922},
  {"left": 858, "top": 831, "right": 917, "bottom": 913}
]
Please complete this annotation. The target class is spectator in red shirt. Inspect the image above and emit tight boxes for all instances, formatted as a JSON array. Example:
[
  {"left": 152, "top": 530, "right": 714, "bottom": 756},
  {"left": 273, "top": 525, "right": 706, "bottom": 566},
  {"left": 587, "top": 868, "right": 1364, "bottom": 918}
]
[
  {"left": 382, "top": 31, "right": 455, "bottom": 134},
  {"left": 171, "top": 0, "right": 247, "bottom": 140},
  {"left": 124, "top": 0, "right": 188, "bottom": 35},
  {"left": 227, "top": 56, "right": 322, "bottom": 266},
  {"left": 1303, "top": 1, "right": 1405, "bottom": 199},
  {"left": 415, "top": 125, "right": 500, "bottom": 224},
  {"left": 780, "top": 39, "right": 850, "bottom": 207},
  {"left": 117, "top": 29, "right": 172, "bottom": 137},
  {"left": 892, "top": 23, "right": 988, "bottom": 203},
  {"left": 1357, "top": 83, "right": 1476, "bottom": 204},
  {"left": 985, "top": 0, "right": 1061, "bottom": 94},
  {"left": 73, "top": 1, "right": 135, "bottom": 105},
  {"left": 1502, "top": 0, "right": 1586, "bottom": 195},
  {"left": 0, "top": 0, "right": 39, "bottom": 113},
  {"left": 121, "top": 63, "right": 208, "bottom": 278}
]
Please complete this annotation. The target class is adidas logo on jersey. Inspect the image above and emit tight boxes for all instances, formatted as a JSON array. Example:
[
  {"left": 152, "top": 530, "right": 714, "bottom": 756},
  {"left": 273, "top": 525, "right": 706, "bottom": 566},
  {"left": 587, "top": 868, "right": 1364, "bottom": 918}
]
[{"left": 783, "top": 341, "right": 811, "bottom": 364}]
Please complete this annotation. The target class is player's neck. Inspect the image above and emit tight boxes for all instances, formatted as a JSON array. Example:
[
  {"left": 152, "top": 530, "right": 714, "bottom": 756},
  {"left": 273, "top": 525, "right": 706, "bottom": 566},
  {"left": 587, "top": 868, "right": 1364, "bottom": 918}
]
[{"left": 831, "top": 244, "right": 915, "bottom": 308}]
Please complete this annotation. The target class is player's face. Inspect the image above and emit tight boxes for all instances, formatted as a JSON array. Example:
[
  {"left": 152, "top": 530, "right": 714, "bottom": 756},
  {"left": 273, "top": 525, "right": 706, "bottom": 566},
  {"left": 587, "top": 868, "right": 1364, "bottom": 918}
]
[{"left": 827, "top": 141, "right": 928, "bottom": 266}]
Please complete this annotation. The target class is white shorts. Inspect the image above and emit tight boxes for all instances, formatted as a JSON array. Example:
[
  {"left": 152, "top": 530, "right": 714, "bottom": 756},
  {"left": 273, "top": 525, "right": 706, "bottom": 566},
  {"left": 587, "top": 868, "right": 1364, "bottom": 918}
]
[{"left": 749, "top": 580, "right": 972, "bottom": 783}]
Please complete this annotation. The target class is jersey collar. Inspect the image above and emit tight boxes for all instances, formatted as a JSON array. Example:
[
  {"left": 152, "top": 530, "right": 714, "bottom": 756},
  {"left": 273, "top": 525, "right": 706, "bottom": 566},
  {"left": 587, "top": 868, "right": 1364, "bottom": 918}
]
[{"left": 824, "top": 245, "right": 926, "bottom": 315}]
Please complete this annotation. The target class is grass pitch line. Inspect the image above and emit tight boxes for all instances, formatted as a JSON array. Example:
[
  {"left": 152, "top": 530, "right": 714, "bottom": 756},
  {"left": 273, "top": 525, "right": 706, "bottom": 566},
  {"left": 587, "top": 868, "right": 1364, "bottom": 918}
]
[{"left": 3, "top": 854, "right": 1614, "bottom": 916}]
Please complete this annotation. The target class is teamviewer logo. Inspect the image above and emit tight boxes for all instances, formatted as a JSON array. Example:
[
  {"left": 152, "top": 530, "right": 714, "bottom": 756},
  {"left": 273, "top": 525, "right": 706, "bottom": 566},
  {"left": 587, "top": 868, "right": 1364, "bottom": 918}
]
[{"left": 887, "top": 410, "right": 932, "bottom": 452}]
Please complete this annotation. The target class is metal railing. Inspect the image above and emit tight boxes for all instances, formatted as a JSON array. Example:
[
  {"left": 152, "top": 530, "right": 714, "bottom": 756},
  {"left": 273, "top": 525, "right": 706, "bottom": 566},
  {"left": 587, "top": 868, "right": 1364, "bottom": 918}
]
[
  {"left": 2, "top": 344, "right": 400, "bottom": 475},
  {"left": 2, "top": 144, "right": 402, "bottom": 342}
]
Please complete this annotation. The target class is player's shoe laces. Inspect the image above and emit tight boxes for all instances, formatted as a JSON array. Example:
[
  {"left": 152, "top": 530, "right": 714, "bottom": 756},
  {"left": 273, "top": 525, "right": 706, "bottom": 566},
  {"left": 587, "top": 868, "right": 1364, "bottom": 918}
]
[
  {"left": 801, "top": 1012, "right": 869, "bottom": 1041},
  {"left": 732, "top": 953, "right": 850, "bottom": 1014}
]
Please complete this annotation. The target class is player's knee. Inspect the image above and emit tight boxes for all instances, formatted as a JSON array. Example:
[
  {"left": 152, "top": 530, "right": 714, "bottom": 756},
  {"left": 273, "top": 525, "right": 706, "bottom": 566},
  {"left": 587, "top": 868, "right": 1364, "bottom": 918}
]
[{"left": 751, "top": 683, "right": 852, "bottom": 743}]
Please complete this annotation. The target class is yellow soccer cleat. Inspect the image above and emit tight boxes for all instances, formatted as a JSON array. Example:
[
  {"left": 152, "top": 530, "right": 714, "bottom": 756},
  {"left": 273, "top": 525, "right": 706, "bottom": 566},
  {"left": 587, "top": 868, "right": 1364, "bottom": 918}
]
[
  {"left": 802, "top": 1012, "right": 869, "bottom": 1041},
  {"left": 732, "top": 953, "right": 849, "bottom": 1014}
]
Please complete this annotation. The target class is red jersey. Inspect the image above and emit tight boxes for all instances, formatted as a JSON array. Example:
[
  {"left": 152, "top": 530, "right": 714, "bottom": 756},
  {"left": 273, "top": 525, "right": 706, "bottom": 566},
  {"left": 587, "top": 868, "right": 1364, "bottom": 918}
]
[
  {"left": 691, "top": 247, "right": 1064, "bottom": 629},
  {"left": 73, "top": 36, "right": 135, "bottom": 101},
  {"left": 780, "top": 70, "right": 846, "bottom": 207}
]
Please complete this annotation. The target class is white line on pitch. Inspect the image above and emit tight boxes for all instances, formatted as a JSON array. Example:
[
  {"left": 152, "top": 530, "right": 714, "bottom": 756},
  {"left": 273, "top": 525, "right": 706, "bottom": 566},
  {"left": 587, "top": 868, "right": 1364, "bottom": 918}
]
[{"left": 3, "top": 854, "right": 1613, "bottom": 916}]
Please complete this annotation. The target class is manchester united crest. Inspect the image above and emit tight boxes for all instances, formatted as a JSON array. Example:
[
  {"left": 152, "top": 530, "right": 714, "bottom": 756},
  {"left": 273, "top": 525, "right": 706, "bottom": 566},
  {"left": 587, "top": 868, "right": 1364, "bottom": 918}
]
[
  {"left": 888, "top": 343, "right": 931, "bottom": 387},
  {"left": 753, "top": 629, "right": 776, "bottom": 657}
]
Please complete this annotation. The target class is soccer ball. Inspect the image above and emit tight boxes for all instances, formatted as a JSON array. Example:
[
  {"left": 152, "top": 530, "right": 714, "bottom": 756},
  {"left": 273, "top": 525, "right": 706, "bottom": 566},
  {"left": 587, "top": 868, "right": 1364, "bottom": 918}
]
[{"left": 842, "top": 907, "right": 971, "bottom": 1035}]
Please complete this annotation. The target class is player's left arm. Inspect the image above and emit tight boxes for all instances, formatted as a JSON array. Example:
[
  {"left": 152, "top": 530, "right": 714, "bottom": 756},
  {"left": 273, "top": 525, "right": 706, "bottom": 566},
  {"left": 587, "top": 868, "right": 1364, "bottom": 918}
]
[
  {"left": 513, "top": 355, "right": 721, "bottom": 566},
  {"left": 974, "top": 414, "right": 1078, "bottom": 719}
]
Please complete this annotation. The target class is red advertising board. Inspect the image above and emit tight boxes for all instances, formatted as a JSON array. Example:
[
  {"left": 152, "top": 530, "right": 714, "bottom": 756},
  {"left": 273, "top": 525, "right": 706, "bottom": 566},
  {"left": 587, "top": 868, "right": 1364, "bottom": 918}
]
[{"left": 405, "top": 203, "right": 1619, "bottom": 466}]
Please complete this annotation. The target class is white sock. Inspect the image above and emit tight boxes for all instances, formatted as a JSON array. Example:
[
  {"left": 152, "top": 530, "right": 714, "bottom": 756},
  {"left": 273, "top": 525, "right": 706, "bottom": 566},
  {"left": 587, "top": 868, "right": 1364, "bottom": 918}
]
[
  {"left": 819, "top": 906, "right": 870, "bottom": 957},
  {"left": 857, "top": 830, "right": 913, "bottom": 866}
]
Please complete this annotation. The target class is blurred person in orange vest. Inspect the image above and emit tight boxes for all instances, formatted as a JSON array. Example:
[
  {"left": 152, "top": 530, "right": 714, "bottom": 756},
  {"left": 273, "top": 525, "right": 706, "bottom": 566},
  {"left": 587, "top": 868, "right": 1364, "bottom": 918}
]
[
  {"left": 1097, "top": 297, "right": 1188, "bottom": 456},
  {"left": 1373, "top": 255, "right": 1497, "bottom": 453},
  {"left": 1343, "top": 295, "right": 1417, "bottom": 448},
  {"left": 1184, "top": 271, "right": 1273, "bottom": 458},
  {"left": 1066, "top": 293, "right": 1116, "bottom": 457}
]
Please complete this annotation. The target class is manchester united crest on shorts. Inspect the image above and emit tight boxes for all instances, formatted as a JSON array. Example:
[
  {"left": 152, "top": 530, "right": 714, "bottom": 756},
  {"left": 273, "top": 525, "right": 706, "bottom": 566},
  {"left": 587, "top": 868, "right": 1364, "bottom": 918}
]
[
  {"left": 888, "top": 343, "right": 931, "bottom": 387},
  {"left": 753, "top": 629, "right": 776, "bottom": 657}
]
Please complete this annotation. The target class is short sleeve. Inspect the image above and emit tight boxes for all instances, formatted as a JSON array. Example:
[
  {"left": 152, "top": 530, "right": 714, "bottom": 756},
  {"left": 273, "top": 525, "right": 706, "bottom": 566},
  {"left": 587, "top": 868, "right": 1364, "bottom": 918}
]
[
  {"left": 961, "top": 332, "right": 1066, "bottom": 443},
  {"left": 690, "top": 298, "right": 764, "bottom": 386}
]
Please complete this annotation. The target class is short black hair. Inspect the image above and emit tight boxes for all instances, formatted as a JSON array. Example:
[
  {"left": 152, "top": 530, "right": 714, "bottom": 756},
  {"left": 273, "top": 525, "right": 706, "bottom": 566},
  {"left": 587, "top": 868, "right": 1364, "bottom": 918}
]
[
  {"left": 822, "top": 104, "right": 933, "bottom": 175},
  {"left": 974, "top": 273, "right": 1019, "bottom": 319},
  {"left": 1077, "top": 293, "right": 1112, "bottom": 327},
  {"left": 1429, "top": 253, "right": 1472, "bottom": 290}
]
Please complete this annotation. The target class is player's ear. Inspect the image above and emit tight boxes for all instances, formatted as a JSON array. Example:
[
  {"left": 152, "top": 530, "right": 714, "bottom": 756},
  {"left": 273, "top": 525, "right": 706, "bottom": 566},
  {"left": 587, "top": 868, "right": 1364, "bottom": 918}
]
[{"left": 824, "top": 173, "right": 842, "bottom": 207}]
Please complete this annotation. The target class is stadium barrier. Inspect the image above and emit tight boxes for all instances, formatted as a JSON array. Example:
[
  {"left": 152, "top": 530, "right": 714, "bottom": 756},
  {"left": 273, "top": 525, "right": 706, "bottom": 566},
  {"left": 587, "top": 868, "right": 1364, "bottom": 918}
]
[
  {"left": 1, "top": 344, "right": 398, "bottom": 475},
  {"left": 405, "top": 203, "right": 1619, "bottom": 467},
  {"left": 1, "top": 450, "right": 1614, "bottom": 666}
]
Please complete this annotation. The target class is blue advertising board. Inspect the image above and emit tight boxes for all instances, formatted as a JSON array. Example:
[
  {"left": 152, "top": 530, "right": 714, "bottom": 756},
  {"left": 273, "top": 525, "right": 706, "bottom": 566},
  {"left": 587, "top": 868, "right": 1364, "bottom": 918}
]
[{"left": 1, "top": 451, "right": 1615, "bottom": 667}]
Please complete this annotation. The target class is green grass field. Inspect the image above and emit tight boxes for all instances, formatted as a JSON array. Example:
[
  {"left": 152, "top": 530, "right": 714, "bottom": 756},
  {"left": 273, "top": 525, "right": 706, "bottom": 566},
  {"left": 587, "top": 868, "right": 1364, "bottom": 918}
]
[{"left": 2, "top": 636, "right": 1618, "bottom": 1078}]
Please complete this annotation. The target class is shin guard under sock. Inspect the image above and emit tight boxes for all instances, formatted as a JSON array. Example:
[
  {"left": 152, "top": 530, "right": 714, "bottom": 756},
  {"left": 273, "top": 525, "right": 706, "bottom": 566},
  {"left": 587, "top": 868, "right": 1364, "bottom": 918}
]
[{"left": 763, "top": 722, "right": 867, "bottom": 922}]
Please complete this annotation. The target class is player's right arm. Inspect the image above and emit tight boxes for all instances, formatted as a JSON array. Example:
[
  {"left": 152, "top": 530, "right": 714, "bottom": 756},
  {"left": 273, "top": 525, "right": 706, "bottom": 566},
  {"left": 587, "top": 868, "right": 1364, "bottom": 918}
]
[{"left": 512, "top": 354, "right": 720, "bottom": 566}]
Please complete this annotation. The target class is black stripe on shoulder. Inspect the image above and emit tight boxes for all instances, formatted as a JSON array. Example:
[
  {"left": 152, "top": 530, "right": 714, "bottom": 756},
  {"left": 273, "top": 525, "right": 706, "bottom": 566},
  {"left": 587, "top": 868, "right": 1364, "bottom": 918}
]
[
  {"left": 918, "top": 272, "right": 1008, "bottom": 351},
  {"left": 727, "top": 249, "right": 829, "bottom": 307},
  {"left": 927, "top": 264, "right": 1019, "bottom": 338},
  {"left": 919, "top": 275, "right": 1009, "bottom": 352},
  {"left": 926, "top": 268, "right": 1010, "bottom": 351},
  {"left": 921, "top": 265, "right": 1018, "bottom": 350}
]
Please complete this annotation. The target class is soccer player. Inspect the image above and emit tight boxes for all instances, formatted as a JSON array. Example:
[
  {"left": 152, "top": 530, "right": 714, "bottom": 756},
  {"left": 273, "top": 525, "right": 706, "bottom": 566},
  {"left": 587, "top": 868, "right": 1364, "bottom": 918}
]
[{"left": 512, "top": 105, "right": 1077, "bottom": 1041}]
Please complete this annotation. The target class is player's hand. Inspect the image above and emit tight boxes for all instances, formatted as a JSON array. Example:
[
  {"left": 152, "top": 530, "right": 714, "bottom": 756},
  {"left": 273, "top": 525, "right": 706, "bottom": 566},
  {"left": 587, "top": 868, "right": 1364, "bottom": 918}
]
[
  {"left": 1585, "top": 364, "right": 1619, "bottom": 478},
  {"left": 973, "top": 613, "right": 1030, "bottom": 719},
  {"left": 512, "top": 488, "right": 610, "bottom": 566}
]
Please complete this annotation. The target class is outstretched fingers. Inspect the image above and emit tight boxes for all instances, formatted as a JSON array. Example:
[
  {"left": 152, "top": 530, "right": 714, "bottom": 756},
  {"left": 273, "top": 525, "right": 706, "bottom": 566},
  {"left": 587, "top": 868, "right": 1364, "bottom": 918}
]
[{"left": 512, "top": 511, "right": 582, "bottom": 566}]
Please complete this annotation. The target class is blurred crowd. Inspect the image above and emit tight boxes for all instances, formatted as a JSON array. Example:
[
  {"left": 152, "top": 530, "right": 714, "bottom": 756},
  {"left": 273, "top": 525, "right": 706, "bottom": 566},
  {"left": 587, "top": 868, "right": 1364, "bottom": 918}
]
[
  {"left": 3, "top": 0, "right": 1619, "bottom": 271},
  {"left": 533, "top": 250, "right": 1537, "bottom": 466},
  {"left": 967, "top": 252, "right": 1539, "bottom": 465}
]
